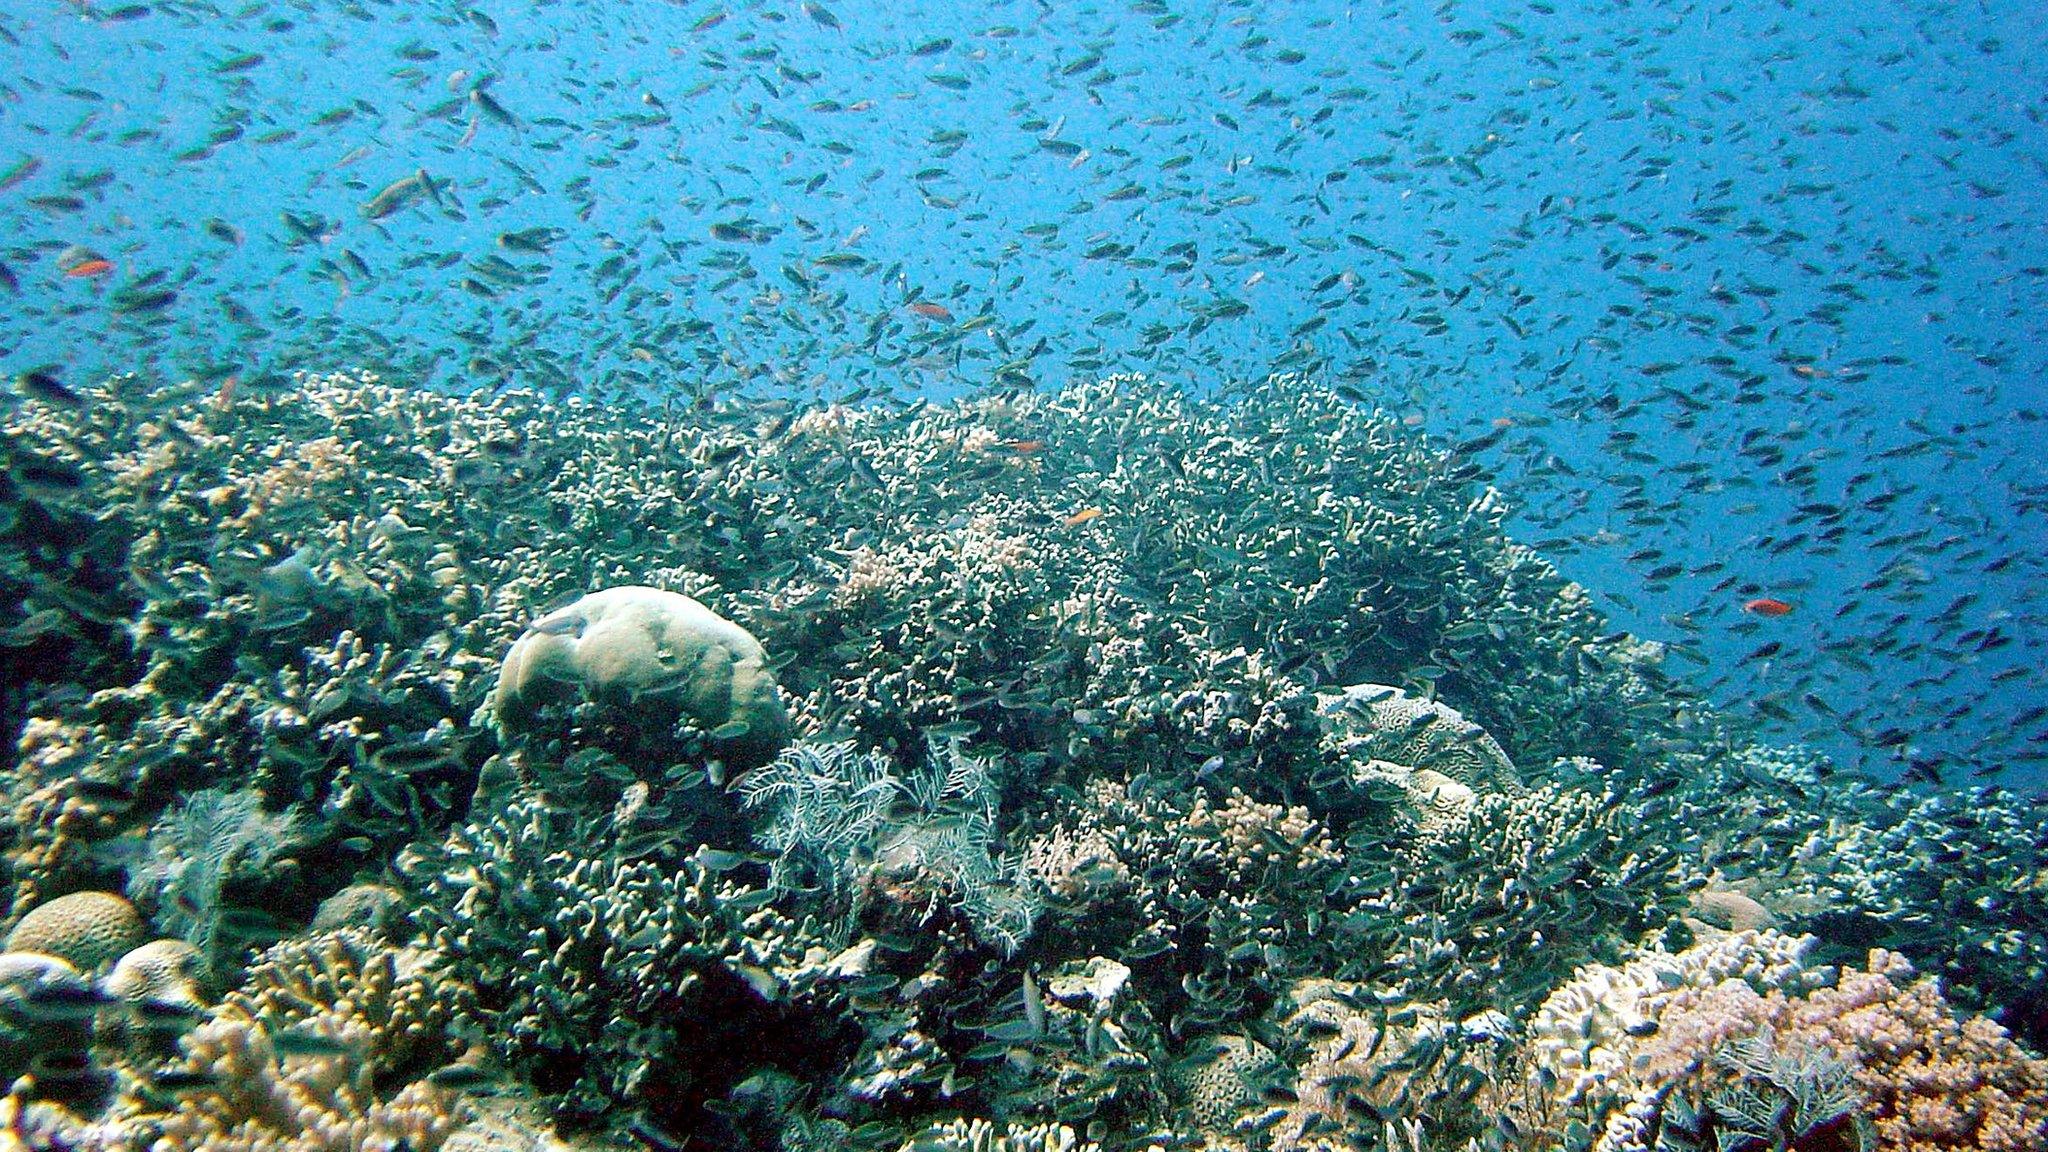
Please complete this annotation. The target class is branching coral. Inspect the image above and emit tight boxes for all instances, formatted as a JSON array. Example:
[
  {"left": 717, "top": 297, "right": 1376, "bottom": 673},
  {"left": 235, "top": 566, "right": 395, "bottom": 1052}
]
[
  {"left": 1530, "top": 939, "right": 2048, "bottom": 1152},
  {"left": 402, "top": 784, "right": 839, "bottom": 1128},
  {"left": 90, "top": 1005, "right": 467, "bottom": 1152},
  {"left": 1021, "top": 777, "right": 1345, "bottom": 998},
  {"left": 1339, "top": 781, "right": 1691, "bottom": 1018},
  {"left": 225, "top": 929, "right": 471, "bottom": 1085},
  {"left": 898, "top": 1117, "right": 1100, "bottom": 1152}
]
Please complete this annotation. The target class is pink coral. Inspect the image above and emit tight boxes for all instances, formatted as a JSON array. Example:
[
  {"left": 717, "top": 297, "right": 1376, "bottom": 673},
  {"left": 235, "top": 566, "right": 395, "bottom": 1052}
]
[
  {"left": 1789, "top": 950, "right": 2048, "bottom": 1151},
  {"left": 1628, "top": 949, "right": 2048, "bottom": 1152}
]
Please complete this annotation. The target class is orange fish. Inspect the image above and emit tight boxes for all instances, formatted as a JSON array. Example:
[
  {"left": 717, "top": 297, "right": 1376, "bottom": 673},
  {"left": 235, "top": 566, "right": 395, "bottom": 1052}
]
[
  {"left": 1741, "top": 597, "right": 1794, "bottom": 617},
  {"left": 1062, "top": 507, "right": 1104, "bottom": 527},
  {"left": 64, "top": 259, "right": 113, "bottom": 278},
  {"left": 1002, "top": 439, "right": 1044, "bottom": 454},
  {"left": 907, "top": 301, "right": 954, "bottom": 322}
]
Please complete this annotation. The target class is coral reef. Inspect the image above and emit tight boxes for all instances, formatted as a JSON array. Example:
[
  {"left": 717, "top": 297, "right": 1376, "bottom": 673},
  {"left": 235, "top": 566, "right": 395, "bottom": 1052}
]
[
  {"left": 0, "top": 371, "right": 2037, "bottom": 1151},
  {"left": 1528, "top": 937, "right": 2048, "bottom": 1152}
]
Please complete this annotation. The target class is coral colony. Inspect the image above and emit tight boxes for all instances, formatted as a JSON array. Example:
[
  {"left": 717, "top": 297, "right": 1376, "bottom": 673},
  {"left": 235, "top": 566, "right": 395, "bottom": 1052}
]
[{"left": 0, "top": 372, "right": 2041, "bottom": 1150}]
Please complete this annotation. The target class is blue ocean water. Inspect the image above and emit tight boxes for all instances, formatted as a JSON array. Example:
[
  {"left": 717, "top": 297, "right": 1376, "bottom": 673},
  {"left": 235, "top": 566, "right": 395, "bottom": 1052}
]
[{"left": 1, "top": 0, "right": 2042, "bottom": 788}]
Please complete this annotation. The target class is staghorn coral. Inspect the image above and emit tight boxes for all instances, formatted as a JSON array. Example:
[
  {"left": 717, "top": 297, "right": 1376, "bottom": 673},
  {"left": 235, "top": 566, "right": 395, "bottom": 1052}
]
[
  {"left": 1, "top": 718, "right": 134, "bottom": 922},
  {"left": 4, "top": 371, "right": 1692, "bottom": 937},
  {"left": 1270, "top": 981, "right": 1518, "bottom": 1152},
  {"left": 1020, "top": 776, "right": 1347, "bottom": 1005},
  {"left": 401, "top": 784, "right": 839, "bottom": 1129},
  {"left": 966, "top": 955, "right": 1171, "bottom": 1135}
]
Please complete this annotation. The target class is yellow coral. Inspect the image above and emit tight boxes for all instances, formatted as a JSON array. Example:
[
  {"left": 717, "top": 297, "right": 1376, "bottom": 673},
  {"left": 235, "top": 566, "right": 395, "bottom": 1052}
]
[
  {"left": 226, "top": 929, "right": 470, "bottom": 1082},
  {"left": 147, "top": 1006, "right": 465, "bottom": 1152}
]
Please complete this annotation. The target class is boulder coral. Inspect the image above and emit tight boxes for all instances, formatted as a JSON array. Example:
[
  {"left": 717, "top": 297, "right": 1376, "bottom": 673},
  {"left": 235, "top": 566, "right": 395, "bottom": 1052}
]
[
  {"left": 493, "top": 585, "right": 789, "bottom": 767},
  {"left": 104, "top": 938, "right": 209, "bottom": 1026},
  {"left": 3, "top": 891, "right": 146, "bottom": 972}
]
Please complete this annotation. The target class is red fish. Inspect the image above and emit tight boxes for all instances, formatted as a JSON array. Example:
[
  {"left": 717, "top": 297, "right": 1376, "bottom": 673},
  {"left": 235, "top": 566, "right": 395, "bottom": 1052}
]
[
  {"left": 1741, "top": 597, "right": 1794, "bottom": 617},
  {"left": 64, "top": 259, "right": 113, "bottom": 278},
  {"left": 907, "top": 301, "right": 954, "bottom": 322},
  {"left": 1062, "top": 506, "right": 1104, "bottom": 527}
]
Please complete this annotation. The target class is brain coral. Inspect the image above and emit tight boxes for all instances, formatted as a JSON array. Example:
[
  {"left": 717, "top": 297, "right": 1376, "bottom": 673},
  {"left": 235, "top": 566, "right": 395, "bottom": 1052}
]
[
  {"left": 493, "top": 584, "right": 789, "bottom": 766},
  {"left": 105, "top": 938, "right": 209, "bottom": 1022},
  {"left": 1179, "top": 1034, "right": 1276, "bottom": 1134},
  {"left": 4, "top": 890, "right": 145, "bottom": 972},
  {"left": 1317, "top": 683, "right": 1519, "bottom": 793}
]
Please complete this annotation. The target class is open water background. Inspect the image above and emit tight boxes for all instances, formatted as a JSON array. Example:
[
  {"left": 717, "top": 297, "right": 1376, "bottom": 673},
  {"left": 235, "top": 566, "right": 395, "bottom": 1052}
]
[{"left": 2, "top": 0, "right": 2044, "bottom": 786}]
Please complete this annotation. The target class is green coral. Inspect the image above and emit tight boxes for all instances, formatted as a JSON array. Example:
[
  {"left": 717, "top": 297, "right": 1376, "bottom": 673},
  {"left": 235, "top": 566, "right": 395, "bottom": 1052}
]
[{"left": 402, "top": 783, "right": 840, "bottom": 1127}]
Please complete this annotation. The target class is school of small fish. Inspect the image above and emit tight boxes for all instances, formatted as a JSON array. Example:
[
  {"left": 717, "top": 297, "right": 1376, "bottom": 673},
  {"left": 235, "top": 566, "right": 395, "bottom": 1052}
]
[{"left": 0, "top": 0, "right": 2041, "bottom": 788}]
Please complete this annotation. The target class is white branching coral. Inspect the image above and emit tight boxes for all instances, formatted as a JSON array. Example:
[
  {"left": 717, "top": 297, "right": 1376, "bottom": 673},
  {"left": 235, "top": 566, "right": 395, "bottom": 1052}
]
[{"left": 1526, "top": 930, "right": 1822, "bottom": 1111}]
